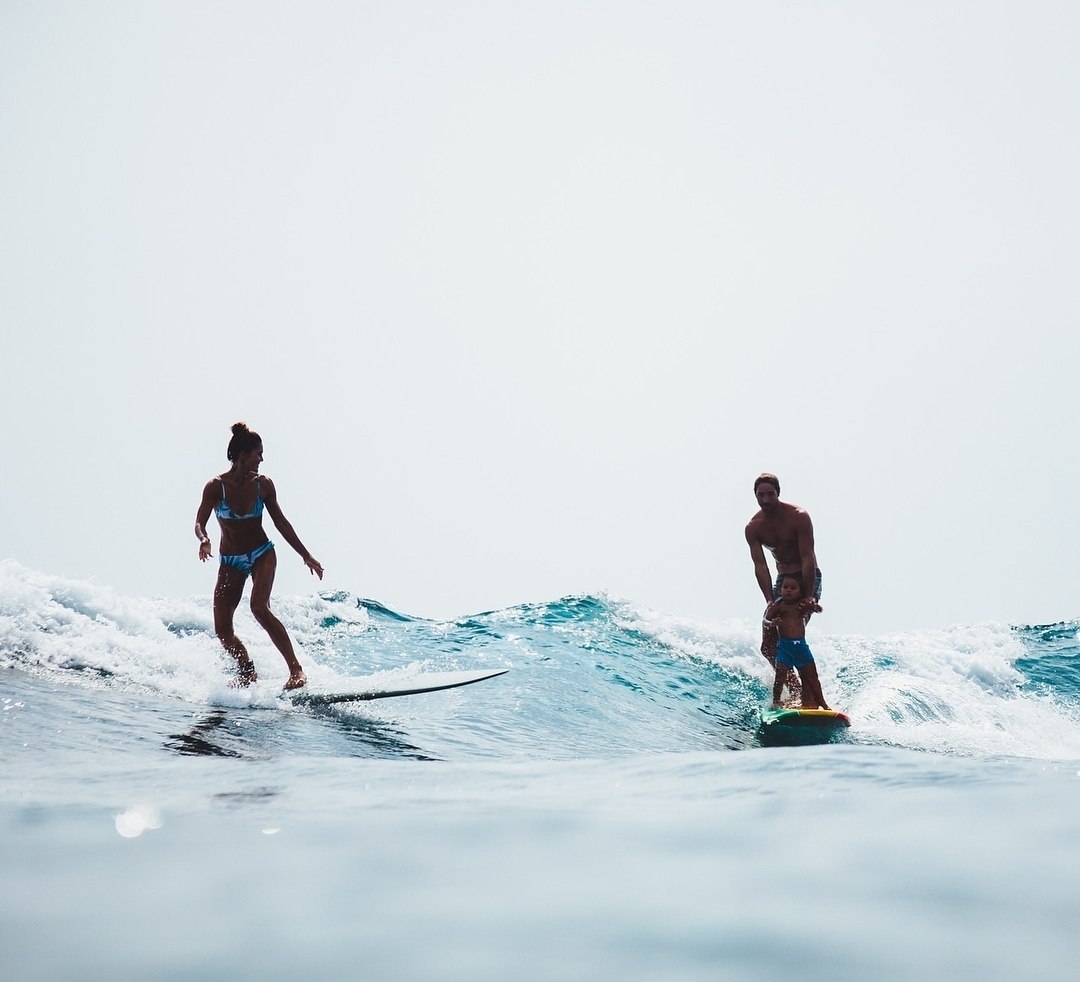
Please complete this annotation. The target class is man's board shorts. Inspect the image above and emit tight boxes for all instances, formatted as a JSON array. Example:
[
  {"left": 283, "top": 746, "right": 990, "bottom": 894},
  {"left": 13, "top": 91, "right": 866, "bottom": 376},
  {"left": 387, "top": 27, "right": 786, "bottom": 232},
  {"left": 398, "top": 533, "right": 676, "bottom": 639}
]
[
  {"left": 775, "top": 636, "right": 816, "bottom": 670},
  {"left": 773, "top": 568, "right": 822, "bottom": 602}
]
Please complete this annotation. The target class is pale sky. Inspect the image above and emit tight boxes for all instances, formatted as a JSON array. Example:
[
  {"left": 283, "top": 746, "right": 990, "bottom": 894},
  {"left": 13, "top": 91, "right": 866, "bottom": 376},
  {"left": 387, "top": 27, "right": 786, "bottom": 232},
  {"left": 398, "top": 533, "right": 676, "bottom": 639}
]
[{"left": 2, "top": 1, "right": 1077, "bottom": 634}]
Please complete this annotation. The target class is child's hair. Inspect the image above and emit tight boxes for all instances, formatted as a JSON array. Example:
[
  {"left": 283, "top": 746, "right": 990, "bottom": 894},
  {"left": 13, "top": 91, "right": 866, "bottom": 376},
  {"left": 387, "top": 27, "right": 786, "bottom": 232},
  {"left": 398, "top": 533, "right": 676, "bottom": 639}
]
[{"left": 780, "top": 573, "right": 803, "bottom": 595}]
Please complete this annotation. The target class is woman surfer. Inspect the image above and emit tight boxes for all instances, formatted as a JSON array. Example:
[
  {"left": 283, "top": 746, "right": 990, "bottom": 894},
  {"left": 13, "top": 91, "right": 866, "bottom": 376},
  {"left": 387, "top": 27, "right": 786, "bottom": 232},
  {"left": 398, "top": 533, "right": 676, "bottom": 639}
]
[{"left": 194, "top": 422, "right": 323, "bottom": 690}]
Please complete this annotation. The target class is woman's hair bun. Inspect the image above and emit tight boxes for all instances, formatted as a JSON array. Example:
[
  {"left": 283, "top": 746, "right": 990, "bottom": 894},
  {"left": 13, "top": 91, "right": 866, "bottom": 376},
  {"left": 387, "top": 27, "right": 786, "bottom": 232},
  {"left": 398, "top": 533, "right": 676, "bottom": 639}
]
[{"left": 226, "top": 421, "right": 260, "bottom": 461}]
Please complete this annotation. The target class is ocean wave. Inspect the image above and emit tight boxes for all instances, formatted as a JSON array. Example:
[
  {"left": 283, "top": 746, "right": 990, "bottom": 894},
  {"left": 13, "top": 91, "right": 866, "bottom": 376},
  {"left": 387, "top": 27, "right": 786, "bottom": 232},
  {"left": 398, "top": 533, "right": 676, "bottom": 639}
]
[{"left": 3, "top": 560, "right": 1079, "bottom": 760}]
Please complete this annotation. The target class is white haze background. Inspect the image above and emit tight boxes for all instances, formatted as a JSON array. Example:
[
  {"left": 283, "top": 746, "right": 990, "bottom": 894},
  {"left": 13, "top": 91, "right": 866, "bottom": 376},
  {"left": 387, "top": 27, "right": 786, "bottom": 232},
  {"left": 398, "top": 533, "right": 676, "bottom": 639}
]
[{"left": 2, "top": 1, "right": 1077, "bottom": 633}]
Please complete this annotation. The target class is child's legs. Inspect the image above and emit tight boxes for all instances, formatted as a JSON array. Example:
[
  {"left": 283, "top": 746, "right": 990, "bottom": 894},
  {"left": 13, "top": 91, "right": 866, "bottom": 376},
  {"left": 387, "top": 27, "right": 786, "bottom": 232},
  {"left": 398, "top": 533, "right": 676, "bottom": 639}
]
[
  {"left": 797, "top": 661, "right": 829, "bottom": 710},
  {"left": 772, "top": 665, "right": 787, "bottom": 705},
  {"left": 766, "top": 628, "right": 801, "bottom": 703}
]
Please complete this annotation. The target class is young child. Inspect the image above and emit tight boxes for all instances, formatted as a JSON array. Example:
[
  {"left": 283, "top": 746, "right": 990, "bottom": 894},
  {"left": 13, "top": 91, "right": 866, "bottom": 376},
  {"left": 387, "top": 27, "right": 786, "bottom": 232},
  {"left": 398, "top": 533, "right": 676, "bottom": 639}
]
[{"left": 765, "top": 573, "right": 830, "bottom": 710}]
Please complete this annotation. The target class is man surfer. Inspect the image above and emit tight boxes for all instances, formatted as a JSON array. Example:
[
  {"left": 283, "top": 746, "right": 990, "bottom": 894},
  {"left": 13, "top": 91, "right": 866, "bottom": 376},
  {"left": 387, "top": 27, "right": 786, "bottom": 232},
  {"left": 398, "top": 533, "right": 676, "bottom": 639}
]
[{"left": 745, "top": 473, "right": 821, "bottom": 704}]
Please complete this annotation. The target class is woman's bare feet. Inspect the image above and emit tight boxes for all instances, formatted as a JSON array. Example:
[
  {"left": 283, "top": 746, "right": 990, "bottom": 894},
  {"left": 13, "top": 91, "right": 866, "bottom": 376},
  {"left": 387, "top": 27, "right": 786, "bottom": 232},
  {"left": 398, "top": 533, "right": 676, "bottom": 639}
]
[
  {"left": 228, "top": 658, "right": 258, "bottom": 688},
  {"left": 284, "top": 669, "right": 307, "bottom": 690}
]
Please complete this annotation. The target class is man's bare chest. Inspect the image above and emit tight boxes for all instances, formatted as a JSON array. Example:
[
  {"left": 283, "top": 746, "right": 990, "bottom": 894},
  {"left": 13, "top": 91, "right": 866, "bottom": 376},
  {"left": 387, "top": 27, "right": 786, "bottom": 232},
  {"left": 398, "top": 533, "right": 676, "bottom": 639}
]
[{"left": 757, "top": 521, "right": 798, "bottom": 550}]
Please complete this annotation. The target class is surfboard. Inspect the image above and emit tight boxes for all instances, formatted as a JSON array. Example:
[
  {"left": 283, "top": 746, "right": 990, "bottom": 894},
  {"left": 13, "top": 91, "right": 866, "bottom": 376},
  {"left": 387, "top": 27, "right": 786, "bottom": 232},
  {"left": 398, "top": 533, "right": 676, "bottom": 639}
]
[
  {"left": 759, "top": 706, "right": 851, "bottom": 745},
  {"left": 288, "top": 668, "right": 508, "bottom": 706},
  {"left": 761, "top": 707, "right": 851, "bottom": 729}
]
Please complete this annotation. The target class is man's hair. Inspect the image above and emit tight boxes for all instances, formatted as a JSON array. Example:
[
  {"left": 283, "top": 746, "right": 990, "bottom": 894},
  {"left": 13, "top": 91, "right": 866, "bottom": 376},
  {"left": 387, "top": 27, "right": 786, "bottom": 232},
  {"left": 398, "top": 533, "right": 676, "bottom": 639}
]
[{"left": 754, "top": 473, "right": 780, "bottom": 494}]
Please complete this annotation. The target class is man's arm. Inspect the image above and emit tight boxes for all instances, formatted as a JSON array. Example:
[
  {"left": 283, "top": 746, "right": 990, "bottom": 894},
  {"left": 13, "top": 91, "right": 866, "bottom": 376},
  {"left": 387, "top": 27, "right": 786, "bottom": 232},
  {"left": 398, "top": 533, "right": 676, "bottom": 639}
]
[
  {"left": 795, "top": 510, "right": 817, "bottom": 598},
  {"left": 745, "top": 524, "right": 774, "bottom": 605}
]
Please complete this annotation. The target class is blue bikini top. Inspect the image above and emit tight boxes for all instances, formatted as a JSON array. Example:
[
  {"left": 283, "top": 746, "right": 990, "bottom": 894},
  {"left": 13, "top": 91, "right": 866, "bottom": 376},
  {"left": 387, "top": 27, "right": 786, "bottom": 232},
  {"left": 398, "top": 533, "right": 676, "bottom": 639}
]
[{"left": 215, "top": 478, "right": 264, "bottom": 521}]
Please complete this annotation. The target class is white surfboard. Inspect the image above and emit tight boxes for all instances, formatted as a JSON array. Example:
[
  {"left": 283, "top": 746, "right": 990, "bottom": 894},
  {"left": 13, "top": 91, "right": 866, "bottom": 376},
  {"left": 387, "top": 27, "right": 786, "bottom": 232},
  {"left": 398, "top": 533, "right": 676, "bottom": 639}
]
[{"left": 289, "top": 668, "right": 508, "bottom": 706}]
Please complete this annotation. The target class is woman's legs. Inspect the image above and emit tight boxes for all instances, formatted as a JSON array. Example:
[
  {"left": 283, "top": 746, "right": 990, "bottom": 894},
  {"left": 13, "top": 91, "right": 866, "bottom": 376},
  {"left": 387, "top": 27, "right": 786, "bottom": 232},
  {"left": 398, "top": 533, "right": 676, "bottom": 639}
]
[
  {"left": 249, "top": 548, "right": 307, "bottom": 689},
  {"left": 213, "top": 565, "right": 257, "bottom": 685}
]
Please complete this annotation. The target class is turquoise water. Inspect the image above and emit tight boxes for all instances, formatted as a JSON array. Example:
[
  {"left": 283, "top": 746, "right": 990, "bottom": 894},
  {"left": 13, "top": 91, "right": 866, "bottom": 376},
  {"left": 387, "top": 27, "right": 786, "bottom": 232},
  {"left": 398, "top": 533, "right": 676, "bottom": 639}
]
[{"left": 3, "top": 560, "right": 1080, "bottom": 980}]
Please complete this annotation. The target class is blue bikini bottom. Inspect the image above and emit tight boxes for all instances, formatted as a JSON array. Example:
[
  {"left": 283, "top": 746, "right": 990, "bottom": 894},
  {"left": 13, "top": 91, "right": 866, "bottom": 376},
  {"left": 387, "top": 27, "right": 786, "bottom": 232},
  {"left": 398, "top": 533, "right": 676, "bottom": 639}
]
[{"left": 219, "top": 540, "right": 274, "bottom": 576}]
